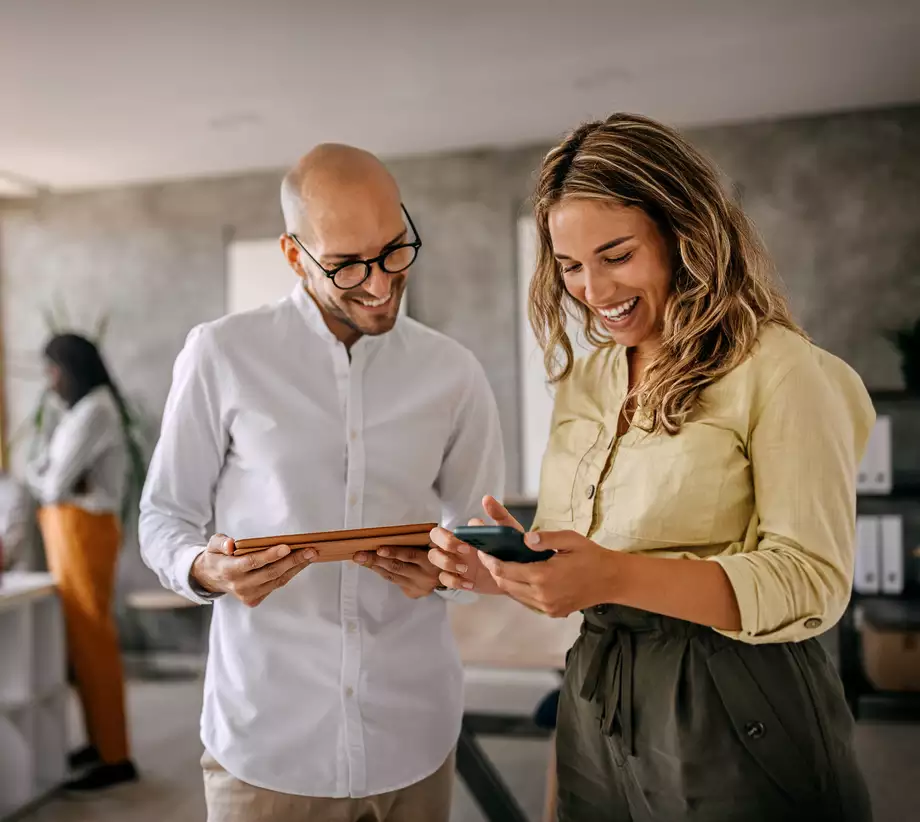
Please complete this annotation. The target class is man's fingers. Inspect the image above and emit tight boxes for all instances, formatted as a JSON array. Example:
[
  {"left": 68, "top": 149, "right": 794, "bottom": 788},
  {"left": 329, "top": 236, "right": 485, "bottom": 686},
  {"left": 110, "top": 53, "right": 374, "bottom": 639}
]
[
  {"left": 239, "top": 552, "right": 314, "bottom": 606},
  {"left": 255, "top": 547, "right": 314, "bottom": 583},
  {"left": 237, "top": 543, "right": 311, "bottom": 574},
  {"left": 207, "top": 533, "right": 235, "bottom": 555},
  {"left": 482, "top": 496, "right": 524, "bottom": 533},
  {"left": 467, "top": 517, "right": 486, "bottom": 526},
  {"left": 363, "top": 554, "right": 431, "bottom": 581},
  {"left": 376, "top": 546, "right": 430, "bottom": 565}
]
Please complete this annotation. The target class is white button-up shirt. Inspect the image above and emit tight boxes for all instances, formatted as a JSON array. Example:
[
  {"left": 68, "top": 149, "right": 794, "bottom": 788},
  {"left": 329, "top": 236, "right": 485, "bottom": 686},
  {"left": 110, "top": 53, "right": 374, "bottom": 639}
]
[{"left": 139, "top": 284, "right": 504, "bottom": 798}]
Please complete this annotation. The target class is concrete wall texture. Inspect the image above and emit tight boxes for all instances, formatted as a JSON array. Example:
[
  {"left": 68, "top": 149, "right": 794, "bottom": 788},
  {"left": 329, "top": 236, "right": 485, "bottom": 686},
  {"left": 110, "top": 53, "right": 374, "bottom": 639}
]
[{"left": 3, "top": 104, "right": 920, "bottom": 635}]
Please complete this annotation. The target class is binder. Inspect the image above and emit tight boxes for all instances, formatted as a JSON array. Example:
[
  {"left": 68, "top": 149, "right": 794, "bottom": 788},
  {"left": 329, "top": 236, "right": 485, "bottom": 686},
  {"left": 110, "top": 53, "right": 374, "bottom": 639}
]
[
  {"left": 879, "top": 515, "right": 904, "bottom": 595},
  {"left": 854, "top": 516, "right": 880, "bottom": 594},
  {"left": 857, "top": 416, "right": 892, "bottom": 494}
]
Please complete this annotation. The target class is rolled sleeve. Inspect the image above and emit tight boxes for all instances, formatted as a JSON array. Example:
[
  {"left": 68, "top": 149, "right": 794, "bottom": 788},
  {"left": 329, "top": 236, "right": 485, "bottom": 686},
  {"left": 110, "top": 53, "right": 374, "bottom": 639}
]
[{"left": 710, "top": 353, "right": 875, "bottom": 644}]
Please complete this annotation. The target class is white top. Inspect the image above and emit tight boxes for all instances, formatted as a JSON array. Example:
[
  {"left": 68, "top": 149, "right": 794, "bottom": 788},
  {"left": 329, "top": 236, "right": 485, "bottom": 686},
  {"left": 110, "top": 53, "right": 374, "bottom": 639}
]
[
  {"left": 0, "top": 473, "right": 32, "bottom": 570},
  {"left": 25, "top": 387, "right": 127, "bottom": 515},
  {"left": 139, "top": 284, "right": 505, "bottom": 798}
]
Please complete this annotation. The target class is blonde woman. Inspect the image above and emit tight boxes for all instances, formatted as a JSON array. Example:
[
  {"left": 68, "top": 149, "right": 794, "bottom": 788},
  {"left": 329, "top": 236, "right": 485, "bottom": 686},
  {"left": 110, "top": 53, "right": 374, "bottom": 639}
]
[{"left": 431, "top": 114, "right": 873, "bottom": 821}]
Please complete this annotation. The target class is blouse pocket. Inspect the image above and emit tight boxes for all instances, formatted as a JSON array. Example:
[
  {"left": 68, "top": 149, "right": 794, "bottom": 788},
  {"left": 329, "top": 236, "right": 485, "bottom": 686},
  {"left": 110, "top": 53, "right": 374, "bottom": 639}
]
[
  {"left": 601, "top": 422, "right": 738, "bottom": 546},
  {"left": 537, "top": 420, "right": 604, "bottom": 521}
]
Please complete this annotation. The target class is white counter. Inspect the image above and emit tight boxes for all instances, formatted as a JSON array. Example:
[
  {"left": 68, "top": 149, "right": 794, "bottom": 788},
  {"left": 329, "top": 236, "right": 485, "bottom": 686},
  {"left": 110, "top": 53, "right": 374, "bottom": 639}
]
[{"left": 0, "top": 573, "right": 67, "bottom": 820}]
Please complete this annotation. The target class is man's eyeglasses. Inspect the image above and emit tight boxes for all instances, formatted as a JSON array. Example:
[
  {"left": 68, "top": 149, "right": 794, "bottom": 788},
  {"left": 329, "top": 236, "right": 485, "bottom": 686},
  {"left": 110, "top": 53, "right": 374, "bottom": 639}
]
[{"left": 288, "top": 204, "right": 422, "bottom": 291}]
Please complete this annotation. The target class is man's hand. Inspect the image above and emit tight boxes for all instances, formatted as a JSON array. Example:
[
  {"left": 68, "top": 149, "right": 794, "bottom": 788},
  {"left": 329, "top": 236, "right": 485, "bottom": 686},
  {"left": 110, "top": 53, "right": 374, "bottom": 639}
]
[
  {"left": 191, "top": 533, "right": 316, "bottom": 608},
  {"left": 353, "top": 546, "right": 441, "bottom": 599}
]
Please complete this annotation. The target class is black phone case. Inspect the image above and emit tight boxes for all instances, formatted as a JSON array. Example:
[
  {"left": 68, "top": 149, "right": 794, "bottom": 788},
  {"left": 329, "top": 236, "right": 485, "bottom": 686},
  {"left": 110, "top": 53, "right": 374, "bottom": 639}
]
[{"left": 453, "top": 526, "right": 553, "bottom": 564}]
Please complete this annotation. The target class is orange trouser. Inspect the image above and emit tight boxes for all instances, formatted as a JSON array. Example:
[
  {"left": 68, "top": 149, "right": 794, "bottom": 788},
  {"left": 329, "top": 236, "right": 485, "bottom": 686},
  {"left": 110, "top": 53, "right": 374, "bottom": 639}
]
[{"left": 38, "top": 504, "right": 130, "bottom": 764}]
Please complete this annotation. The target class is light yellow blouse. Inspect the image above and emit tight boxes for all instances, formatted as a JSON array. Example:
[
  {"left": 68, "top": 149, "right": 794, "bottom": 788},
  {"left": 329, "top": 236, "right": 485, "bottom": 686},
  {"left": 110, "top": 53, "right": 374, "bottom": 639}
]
[{"left": 532, "top": 325, "right": 875, "bottom": 644}]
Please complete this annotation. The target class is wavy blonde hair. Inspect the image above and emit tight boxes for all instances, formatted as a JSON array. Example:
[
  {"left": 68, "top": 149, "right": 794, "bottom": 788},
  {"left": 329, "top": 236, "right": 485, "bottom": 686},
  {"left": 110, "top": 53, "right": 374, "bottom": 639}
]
[{"left": 530, "top": 113, "right": 804, "bottom": 434}]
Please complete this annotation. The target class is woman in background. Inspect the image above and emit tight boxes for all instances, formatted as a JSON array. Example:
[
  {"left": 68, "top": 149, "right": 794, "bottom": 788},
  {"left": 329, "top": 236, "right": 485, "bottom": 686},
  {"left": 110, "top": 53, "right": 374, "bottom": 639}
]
[
  {"left": 27, "top": 333, "right": 138, "bottom": 792},
  {"left": 431, "top": 114, "right": 873, "bottom": 821}
]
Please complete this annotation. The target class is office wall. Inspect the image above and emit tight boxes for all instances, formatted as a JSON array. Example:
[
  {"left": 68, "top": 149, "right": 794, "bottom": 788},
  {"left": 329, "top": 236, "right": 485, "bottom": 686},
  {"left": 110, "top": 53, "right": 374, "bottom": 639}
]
[{"left": 2, "top": 104, "right": 920, "bottom": 646}]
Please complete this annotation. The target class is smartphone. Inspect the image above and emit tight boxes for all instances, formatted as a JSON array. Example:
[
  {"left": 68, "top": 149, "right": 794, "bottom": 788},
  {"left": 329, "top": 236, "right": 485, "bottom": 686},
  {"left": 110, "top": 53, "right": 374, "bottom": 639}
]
[{"left": 452, "top": 525, "right": 553, "bottom": 563}]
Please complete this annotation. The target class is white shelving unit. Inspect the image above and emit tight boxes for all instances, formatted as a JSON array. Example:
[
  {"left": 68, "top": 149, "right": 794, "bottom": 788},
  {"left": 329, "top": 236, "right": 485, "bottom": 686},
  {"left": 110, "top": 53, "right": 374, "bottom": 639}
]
[{"left": 0, "top": 573, "right": 67, "bottom": 820}]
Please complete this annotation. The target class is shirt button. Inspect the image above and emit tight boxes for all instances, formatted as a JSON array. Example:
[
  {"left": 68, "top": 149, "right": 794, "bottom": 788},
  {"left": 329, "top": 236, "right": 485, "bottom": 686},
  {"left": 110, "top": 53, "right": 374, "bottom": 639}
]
[
  {"left": 350, "top": 431, "right": 358, "bottom": 442},
  {"left": 804, "top": 617, "right": 822, "bottom": 630},
  {"left": 594, "top": 604, "right": 609, "bottom": 616},
  {"left": 349, "top": 494, "right": 358, "bottom": 506},
  {"left": 744, "top": 721, "right": 766, "bottom": 740},
  {"left": 347, "top": 622, "right": 358, "bottom": 633},
  {"left": 586, "top": 484, "right": 596, "bottom": 500},
  {"left": 345, "top": 687, "right": 354, "bottom": 698}
]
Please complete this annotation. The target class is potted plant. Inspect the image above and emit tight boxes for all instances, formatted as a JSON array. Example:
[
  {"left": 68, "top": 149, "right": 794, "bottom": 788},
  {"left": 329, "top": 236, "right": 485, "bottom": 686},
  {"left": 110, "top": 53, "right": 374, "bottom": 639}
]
[{"left": 886, "top": 319, "right": 920, "bottom": 393}]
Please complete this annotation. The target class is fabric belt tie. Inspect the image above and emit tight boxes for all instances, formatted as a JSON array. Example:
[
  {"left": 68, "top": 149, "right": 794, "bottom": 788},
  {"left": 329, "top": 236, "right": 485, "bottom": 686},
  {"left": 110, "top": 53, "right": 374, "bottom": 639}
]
[{"left": 579, "top": 620, "right": 634, "bottom": 755}]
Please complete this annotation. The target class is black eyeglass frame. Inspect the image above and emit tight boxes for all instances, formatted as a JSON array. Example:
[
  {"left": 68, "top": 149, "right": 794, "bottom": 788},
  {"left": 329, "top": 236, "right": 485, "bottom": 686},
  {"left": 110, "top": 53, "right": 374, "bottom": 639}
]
[{"left": 287, "top": 204, "right": 422, "bottom": 290}]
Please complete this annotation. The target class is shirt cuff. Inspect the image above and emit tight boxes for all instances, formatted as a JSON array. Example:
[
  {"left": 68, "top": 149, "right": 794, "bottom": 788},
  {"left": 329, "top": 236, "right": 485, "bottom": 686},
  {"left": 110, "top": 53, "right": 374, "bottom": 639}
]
[
  {"left": 707, "top": 553, "right": 828, "bottom": 644},
  {"left": 175, "top": 543, "right": 223, "bottom": 605}
]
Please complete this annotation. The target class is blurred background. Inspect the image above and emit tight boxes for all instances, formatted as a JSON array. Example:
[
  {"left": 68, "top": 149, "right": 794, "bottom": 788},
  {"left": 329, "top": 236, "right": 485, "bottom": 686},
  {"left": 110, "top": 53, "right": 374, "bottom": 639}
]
[{"left": 2, "top": 2, "right": 920, "bottom": 820}]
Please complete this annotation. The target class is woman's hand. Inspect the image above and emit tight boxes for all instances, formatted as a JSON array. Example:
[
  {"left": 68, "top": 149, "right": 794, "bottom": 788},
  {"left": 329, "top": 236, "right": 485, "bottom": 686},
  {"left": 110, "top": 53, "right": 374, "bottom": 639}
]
[
  {"left": 428, "top": 496, "right": 521, "bottom": 595},
  {"left": 478, "top": 529, "right": 617, "bottom": 618}
]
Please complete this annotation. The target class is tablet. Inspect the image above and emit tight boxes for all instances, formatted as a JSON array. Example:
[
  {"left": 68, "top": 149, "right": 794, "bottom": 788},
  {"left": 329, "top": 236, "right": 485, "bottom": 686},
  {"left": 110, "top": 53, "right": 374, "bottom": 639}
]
[{"left": 232, "top": 522, "right": 438, "bottom": 562}]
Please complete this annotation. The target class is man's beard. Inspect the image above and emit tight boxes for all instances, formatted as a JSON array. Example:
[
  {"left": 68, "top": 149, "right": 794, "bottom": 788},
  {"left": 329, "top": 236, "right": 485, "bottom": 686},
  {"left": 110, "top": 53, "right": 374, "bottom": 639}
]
[{"left": 322, "top": 277, "right": 405, "bottom": 336}]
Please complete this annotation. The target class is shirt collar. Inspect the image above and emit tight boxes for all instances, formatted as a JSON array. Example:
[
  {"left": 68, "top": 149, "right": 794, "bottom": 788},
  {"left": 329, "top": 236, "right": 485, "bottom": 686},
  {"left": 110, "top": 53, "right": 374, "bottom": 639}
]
[
  {"left": 291, "top": 281, "right": 338, "bottom": 342},
  {"left": 290, "top": 281, "right": 396, "bottom": 354}
]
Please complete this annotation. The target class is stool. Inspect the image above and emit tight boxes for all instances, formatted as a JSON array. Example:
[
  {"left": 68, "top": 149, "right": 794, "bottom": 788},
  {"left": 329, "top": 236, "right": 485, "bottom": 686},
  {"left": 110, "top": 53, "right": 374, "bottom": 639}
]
[{"left": 125, "top": 589, "right": 209, "bottom": 680}]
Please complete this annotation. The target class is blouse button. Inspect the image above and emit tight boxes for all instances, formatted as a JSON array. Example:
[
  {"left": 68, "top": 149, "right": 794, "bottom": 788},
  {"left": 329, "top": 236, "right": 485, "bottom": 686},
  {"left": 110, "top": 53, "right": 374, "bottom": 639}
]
[
  {"left": 586, "top": 484, "right": 596, "bottom": 499},
  {"left": 804, "top": 618, "right": 822, "bottom": 630},
  {"left": 745, "top": 721, "right": 766, "bottom": 740}
]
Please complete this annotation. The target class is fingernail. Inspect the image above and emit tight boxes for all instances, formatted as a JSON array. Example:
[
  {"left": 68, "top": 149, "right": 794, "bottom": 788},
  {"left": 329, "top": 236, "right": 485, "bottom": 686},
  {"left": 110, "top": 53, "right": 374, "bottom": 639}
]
[
  {"left": 355, "top": 553, "right": 367, "bottom": 563},
  {"left": 278, "top": 545, "right": 291, "bottom": 556},
  {"left": 525, "top": 532, "right": 541, "bottom": 546},
  {"left": 457, "top": 564, "right": 468, "bottom": 574},
  {"left": 223, "top": 538, "right": 231, "bottom": 551},
  {"left": 378, "top": 548, "right": 390, "bottom": 557},
  {"left": 462, "top": 581, "right": 474, "bottom": 590},
  {"left": 457, "top": 543, "right": 470, "bottom": 555},
  {"left": 304, "top": 549, "right": 316, "bottom": 561}
]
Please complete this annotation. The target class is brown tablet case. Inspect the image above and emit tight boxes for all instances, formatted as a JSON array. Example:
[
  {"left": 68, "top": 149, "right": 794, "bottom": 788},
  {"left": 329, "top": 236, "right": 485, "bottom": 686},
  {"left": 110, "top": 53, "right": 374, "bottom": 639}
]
[{"left": 232, "top": 522, "right": 438, "bottom": 562}]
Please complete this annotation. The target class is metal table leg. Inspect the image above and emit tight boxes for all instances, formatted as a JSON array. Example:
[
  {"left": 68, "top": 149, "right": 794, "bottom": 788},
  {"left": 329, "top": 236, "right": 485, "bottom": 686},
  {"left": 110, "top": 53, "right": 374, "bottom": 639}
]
[{"left": 456, "top": 716, "right": 533, "bottom": 822}]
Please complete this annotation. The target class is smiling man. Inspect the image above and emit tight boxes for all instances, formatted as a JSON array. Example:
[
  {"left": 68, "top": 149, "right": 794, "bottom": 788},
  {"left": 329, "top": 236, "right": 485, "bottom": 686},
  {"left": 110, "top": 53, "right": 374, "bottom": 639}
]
[{"left": 139, "top": 144, "right": 504, "bottom": 822}]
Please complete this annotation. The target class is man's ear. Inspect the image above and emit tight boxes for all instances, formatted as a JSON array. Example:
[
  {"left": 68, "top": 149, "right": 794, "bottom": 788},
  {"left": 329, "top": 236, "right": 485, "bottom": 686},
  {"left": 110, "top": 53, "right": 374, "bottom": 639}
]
[{"left": 280, "top": 234, "right": 305, "bottom": 278}]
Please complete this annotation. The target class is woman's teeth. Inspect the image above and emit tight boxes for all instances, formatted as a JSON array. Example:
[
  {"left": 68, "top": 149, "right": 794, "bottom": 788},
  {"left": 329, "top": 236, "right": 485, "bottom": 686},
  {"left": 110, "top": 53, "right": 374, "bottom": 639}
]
[{"left": 599, "top": 297, "right": 638, "bottom": 321}]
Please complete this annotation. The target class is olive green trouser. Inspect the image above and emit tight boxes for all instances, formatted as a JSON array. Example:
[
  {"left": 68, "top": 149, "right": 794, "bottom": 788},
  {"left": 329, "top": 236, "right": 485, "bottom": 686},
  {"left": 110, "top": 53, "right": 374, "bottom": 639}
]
[{"left": 556, "top": 605, "right": 872, "bottom": 822}]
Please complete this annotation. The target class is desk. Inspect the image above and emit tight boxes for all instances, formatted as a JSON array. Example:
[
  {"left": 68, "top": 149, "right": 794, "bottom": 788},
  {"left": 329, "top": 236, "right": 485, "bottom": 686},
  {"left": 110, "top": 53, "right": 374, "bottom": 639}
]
[
  {"left": 449, "top": 596, "right": 581, "bottom": 822},
  {"left": 0, "top": 573, "right": 67, "bottom": 820}
]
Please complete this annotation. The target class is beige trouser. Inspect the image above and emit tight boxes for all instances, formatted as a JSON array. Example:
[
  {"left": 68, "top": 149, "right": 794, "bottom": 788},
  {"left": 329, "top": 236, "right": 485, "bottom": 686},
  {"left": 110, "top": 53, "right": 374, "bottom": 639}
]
[{"left": 202, "top": 749, "right": 455, "bottom": 822}]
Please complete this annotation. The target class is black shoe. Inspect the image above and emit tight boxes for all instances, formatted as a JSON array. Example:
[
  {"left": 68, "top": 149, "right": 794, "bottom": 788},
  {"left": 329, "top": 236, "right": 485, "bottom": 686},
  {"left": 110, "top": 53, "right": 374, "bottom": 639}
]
[
  {"left": 65, "top": 761, "right": 138, "bottom": 792},
  {"left": 68, "top": 744, "right": 101, "bottom": 770}
]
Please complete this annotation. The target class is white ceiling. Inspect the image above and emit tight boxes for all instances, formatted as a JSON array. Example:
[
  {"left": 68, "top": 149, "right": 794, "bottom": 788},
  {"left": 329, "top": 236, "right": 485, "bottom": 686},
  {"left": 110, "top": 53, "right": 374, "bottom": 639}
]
[{"left": 3, "top": 0, "right": 920, "bottom": 192}]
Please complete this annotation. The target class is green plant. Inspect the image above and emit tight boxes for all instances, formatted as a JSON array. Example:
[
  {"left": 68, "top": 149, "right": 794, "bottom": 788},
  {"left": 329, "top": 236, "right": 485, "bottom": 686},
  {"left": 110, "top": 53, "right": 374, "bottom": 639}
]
[{"left": 886, "top": 318, "right": 920, "bottom": 392}]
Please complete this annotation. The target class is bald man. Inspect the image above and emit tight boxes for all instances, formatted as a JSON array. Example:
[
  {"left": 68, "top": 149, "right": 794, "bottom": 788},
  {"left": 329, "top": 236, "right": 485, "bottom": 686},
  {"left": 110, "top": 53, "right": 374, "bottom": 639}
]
[{"left": 139, "top": 145, "right": 504, "bottom": 822}]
